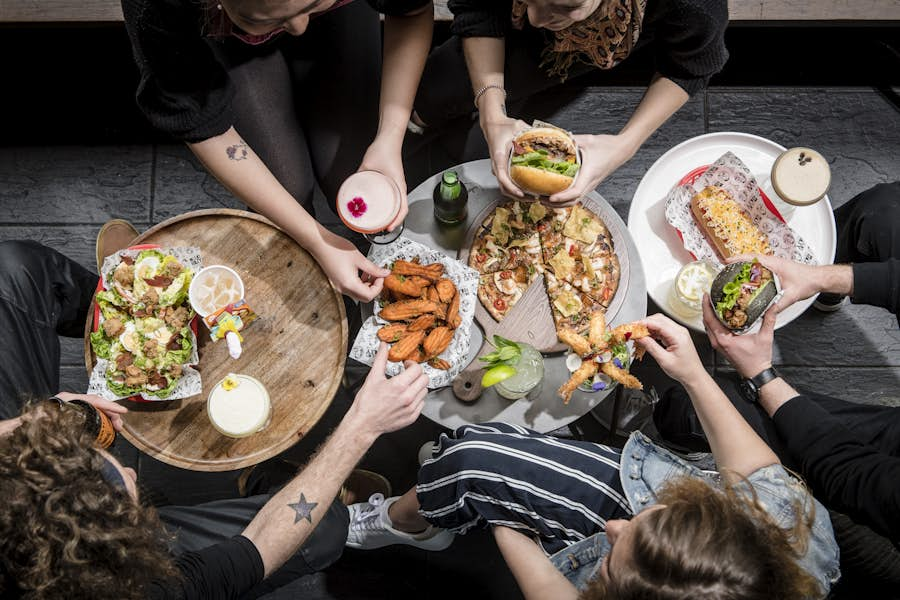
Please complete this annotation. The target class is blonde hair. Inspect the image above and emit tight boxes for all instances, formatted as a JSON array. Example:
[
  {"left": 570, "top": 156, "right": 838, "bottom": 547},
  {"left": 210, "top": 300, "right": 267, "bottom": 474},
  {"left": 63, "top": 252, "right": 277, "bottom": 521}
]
[{"left": 582, "top": 475, "right": 822, "bottom": 599}]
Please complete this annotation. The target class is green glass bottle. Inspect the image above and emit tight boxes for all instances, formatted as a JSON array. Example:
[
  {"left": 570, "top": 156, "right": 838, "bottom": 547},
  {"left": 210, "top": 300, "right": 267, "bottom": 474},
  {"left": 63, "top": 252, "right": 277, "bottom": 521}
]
[{"left": 433, "top": 171, "right": 468, "bottom": 225}]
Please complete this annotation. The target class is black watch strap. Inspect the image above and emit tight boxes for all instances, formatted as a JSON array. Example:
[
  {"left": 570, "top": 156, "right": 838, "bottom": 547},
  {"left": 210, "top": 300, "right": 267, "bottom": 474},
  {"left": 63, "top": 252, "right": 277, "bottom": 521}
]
[
  {"left": 740, "top": 367, "right": 779, "bottom": 403},
  {"left": 750, "top": 367, "right": 780, "bottom": 389}
]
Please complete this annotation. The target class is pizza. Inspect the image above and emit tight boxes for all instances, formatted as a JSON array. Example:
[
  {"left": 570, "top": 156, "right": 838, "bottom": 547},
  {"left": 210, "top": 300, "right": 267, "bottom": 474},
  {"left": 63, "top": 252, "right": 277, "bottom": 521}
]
[{"left": 469, "top": 200, "right": 621, "bottom": 342}]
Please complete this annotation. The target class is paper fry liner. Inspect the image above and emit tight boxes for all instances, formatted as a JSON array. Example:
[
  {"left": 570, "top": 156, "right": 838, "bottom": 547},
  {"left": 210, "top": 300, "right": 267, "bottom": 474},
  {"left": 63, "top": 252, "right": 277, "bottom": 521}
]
[{"left": 349, "top": 237, "right": 479, "bottom": 388}]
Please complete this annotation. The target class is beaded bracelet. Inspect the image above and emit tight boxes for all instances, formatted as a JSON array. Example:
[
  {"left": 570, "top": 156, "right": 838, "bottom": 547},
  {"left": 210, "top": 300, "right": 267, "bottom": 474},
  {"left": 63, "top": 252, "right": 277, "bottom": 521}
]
[{"left": 473, "top": 84, "right": 507, "bottom": 111}]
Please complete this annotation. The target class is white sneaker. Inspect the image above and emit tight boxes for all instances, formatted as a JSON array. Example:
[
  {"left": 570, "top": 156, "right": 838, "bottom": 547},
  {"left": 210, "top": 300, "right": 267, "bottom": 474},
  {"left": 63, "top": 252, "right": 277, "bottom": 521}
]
[{"left": 346, "top": 493, "right": 454, "bottom": 551}]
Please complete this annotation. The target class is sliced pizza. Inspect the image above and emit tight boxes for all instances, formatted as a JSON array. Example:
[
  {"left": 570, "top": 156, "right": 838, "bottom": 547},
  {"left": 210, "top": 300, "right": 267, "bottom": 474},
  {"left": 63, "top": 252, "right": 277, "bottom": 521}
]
[
  {"left": 476, "top": 265, "right": 534, "bottom": 320},
  {"left": 542, "top": 205, "right": 619, "bottom": 308},
  {"left": 543, "top": 270, "right": 602, "bottom": 336}
]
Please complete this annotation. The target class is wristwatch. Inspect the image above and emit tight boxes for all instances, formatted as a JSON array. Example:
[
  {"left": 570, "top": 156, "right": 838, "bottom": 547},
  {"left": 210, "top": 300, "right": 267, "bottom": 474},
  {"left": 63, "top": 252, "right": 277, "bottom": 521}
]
[{"left": 740, "top": 367, "right": 780, "bottom": 403}]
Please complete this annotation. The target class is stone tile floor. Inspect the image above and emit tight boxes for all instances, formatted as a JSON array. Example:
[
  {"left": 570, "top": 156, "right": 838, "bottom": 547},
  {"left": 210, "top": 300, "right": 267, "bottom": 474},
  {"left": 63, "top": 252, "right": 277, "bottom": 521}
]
[{"left": 2, "top": 84, "right": 899, "bottom": 598}]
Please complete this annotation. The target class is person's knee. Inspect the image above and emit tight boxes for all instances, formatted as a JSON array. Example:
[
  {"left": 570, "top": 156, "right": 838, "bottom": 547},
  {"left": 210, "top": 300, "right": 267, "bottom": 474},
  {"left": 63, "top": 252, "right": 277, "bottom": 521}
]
[
  {"left": 850, "top": 182, "right": 900, "bottom": 221},
  {"left": 0, "top": 241, "right": 56, "bottom": 299}
]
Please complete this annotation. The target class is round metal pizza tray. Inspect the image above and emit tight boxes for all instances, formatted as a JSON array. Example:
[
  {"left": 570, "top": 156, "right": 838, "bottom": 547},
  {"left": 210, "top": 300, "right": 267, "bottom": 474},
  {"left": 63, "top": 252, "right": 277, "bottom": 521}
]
[{"left": 364, "top": 159, "right": 647, "bottom": 434}]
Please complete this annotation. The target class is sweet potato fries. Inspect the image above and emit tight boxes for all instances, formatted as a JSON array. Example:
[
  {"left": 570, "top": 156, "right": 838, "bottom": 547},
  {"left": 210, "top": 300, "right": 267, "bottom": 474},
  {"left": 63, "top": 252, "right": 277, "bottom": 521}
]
[{"left": 378, "top": 259, "right": 459, "bottom": 369}]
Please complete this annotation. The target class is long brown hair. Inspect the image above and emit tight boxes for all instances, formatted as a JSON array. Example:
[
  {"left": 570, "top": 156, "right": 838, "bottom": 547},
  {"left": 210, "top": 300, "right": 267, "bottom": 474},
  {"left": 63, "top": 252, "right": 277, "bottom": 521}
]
[
  {"left": 0, "top": 403, "right": 179, "bottom": 598},
  {"left": 583, "top": 476, "right": 822, "bottom": 599}
]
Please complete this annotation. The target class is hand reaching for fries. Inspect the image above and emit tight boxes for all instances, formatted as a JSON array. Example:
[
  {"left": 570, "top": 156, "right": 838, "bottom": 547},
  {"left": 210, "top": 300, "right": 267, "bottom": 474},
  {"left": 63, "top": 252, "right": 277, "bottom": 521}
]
[{"left": 345, "top": 343, "right": 428, "bottom": 442}]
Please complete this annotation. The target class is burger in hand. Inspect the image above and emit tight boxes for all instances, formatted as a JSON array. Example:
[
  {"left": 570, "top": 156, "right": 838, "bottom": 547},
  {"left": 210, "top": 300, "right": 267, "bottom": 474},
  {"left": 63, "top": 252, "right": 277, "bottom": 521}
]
[{"left": 509, "top": 127, "right": 581, "bottom": 197}]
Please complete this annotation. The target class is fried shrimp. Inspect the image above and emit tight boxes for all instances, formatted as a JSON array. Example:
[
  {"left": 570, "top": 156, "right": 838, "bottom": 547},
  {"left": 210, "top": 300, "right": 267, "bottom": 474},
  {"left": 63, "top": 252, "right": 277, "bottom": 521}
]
[
  {"left": 558, "top": 327, "right": 591, "bottom": 357},
  {"left": 609, "top": 323, "right": 650, "bottom": 344},
  {"left": 588, "top": 312, "right": 607, "bottom": 349},
  {"left": 601, "top": 361, "right": 643, "bottom": 390},
  {"left": 558, "top": 360, "right": 598, "bottom": 404}
]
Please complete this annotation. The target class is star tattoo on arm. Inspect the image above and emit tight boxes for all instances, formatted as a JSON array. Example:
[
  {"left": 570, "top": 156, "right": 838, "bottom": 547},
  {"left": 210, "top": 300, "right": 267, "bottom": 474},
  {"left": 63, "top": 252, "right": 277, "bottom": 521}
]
[{"left": 288, "top": 493, "right": 318, "bottom": 524}]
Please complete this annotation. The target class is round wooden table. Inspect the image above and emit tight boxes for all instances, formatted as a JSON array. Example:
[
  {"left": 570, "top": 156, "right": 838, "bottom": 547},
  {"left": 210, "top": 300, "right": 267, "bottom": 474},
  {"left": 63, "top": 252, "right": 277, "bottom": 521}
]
[{"left": 85, "top": 209, "right": 347, "bottom": 472}]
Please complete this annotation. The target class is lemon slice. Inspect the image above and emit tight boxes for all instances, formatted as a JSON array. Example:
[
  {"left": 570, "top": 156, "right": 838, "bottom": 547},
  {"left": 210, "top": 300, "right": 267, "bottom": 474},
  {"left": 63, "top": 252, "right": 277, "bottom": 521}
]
[{"left": 482, "top": 365, "right": 516, "bottom": 388}]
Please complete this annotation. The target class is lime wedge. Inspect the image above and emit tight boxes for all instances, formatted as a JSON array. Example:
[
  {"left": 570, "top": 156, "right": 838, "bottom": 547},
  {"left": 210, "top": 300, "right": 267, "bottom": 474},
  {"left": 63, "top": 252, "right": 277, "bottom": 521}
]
[{"left": 482, "top": 365, "right": 516, "bottom": 388}]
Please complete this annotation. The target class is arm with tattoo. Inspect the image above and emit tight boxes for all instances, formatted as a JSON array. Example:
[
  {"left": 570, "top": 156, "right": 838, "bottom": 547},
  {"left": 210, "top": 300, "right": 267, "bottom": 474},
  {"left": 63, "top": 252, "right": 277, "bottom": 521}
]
[{"left": 240, "top": 343, "right": 429, "bottom": 577}]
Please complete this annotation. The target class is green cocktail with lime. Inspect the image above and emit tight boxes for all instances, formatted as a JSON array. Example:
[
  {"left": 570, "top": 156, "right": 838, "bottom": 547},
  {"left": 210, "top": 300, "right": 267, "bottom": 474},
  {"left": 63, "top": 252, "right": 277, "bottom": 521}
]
[{"left": 480, "top": 336, "right": 545, "bottom": 400}]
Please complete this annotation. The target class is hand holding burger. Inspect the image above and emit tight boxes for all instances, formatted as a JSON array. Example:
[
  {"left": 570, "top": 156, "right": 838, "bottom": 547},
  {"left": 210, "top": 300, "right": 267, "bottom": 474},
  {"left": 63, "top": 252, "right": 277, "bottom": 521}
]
[
  {"left": 481, "top": 115, "right": 530, "bottom": 199},
  {"left": 547, "top": 133, "right": 638, "bottom": 204}
]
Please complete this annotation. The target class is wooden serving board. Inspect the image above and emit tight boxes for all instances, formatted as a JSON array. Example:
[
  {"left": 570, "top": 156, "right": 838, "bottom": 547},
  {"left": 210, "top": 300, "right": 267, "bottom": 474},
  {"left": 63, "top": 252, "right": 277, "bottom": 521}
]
[
  {"left": 84, "top": 209, "right": 347, "bottom": 472},
  {"left": 457, "top": 197, "right": 631, "bottom": 354}
]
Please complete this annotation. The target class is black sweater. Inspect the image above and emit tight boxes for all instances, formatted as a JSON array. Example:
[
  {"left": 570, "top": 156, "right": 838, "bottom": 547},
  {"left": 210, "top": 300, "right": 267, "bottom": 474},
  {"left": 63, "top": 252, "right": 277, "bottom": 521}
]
[
  {"left": 446, "top": 0, "right": 729, "bottom": 96},
  {"left": 121, "top": 0, "right": 429, "bottom": 143},
  {"left": 773, "top": 396, "right": 900, "bottom": 543}
]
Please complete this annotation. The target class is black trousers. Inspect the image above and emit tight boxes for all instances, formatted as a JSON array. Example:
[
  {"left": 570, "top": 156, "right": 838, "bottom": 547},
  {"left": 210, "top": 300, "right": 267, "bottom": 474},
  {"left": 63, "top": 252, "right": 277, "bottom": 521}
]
[
  {"left": 0, "top": 241, "right": 348, "bottom": 597},
  {"left": 0, "top": 240, "right": 97, "bottom": 419},
  {"left": 834, "top": 181, "right": 900, "bottom": 271}
]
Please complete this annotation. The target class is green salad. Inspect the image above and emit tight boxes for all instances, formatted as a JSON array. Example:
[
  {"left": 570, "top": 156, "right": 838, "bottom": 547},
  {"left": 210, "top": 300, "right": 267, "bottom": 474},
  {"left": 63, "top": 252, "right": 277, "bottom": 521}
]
[
  {"left": 511, "top": 150, "right": 581, "bottom": 178},
  {"left": 90, "top": 249, "right": 195, "bottom": 399}
]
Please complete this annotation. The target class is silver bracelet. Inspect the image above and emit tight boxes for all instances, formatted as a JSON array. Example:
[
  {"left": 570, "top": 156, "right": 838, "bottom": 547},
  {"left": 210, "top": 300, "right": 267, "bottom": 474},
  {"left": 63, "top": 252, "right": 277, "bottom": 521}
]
[{"left": 473, "top": 85, "right": 507, "bottom": 111}]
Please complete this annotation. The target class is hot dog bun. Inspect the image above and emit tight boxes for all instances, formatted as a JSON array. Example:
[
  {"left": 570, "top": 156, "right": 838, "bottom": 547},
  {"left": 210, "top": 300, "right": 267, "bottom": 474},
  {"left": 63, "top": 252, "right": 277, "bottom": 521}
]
[{"left": 690, "top": 186, "right": 771, "bottom": 260}]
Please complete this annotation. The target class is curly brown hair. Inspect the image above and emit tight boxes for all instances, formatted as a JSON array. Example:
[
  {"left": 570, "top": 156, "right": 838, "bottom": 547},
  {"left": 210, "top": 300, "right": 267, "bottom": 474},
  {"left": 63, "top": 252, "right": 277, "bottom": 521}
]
[
  {"left": 582, "top": 475, "right": 822, "bottom": 600},
  {"left": 0, "top": 402, "right": 179, "bottom": 599}
]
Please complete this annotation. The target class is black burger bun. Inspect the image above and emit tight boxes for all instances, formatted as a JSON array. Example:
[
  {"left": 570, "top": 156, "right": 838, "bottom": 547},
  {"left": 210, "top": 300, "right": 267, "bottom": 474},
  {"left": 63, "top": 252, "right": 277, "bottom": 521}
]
[{"left": 709, "top": 261, "right": 779, "bottom": 332}]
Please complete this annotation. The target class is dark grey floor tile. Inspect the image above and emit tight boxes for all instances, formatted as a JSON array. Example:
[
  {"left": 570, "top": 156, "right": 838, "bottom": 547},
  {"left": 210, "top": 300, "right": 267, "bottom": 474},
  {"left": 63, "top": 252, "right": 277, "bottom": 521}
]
[
  {"left": 0, "top": 224, "right": 148, "bottom": 272},
  {"left": 707, "top": 90, "right": 900, "bottom": 208},
  {"left": 0, "top": 146, "right": 152, "bottom": 224},
  {"left": 777, "top": 367, "right": 900, "bottom": 407},
  {"left": 152, "top": 144, "right": 243, "bottom": 221},
  {"left": 59, "top": 365, "right": 89, "bottom": 393},
  {"left": 771, "top": 303, "right": 900, "bottom": 367}
]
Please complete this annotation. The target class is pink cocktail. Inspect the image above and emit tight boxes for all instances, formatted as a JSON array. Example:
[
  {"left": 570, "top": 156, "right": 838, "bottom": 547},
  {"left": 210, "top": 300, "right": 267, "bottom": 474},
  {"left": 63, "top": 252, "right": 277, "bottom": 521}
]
[{"left": 336, "top": 170, "right": 403, "bottom": 244}]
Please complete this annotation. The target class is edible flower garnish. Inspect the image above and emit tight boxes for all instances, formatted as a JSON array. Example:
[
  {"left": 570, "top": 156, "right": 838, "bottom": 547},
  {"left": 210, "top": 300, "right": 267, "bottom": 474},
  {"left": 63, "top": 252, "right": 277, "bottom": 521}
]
[
  {"left": 222, "top": 373, "right": 240, "bottom": 391},
  {"left": 347, "top": 196, "right": 367, "bottom": 218}
]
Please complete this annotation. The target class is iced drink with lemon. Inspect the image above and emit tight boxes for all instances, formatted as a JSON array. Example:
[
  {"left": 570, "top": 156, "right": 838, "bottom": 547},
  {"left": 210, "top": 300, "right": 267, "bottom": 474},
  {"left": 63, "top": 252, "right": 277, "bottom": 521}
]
[{"left": 189, "top": 265, "right": 244, "bottom": 317}]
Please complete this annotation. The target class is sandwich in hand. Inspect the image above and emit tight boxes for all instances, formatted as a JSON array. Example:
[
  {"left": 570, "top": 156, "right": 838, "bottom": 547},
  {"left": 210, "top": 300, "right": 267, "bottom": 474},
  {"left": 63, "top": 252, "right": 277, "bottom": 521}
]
[
  {"left": 710, "top": 260, "right": 778, "bottom": 331},
  {"left": 509, "top": 127, "right": 580, "bottom": 196}
]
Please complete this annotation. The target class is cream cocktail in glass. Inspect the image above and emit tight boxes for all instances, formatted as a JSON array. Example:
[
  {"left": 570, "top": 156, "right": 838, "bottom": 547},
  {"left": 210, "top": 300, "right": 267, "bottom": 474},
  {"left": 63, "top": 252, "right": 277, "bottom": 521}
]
[{"left": 336, "top": 170, "right": 403, "bottom": 244}]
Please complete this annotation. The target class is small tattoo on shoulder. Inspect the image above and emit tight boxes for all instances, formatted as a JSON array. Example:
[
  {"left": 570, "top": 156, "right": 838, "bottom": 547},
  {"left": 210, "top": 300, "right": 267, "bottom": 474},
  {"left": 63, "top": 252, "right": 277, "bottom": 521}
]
[
  {"left": 288, "top": 493, "right": 318, "bottom": 524},
  {"left": 226, "top": 142, "right": 249, "bottom": 161}
]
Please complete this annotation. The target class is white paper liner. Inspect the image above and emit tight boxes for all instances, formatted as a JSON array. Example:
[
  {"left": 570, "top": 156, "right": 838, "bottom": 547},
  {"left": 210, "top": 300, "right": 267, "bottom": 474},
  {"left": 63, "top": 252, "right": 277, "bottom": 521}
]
[
  {"left": 88, "top": 246, "right": 203, "bottom": 401},
  {"left": 664, "top": 152, "right": 817, "bottom": 267},
  {"left": 349, "top": 237, "right": 479, "bottom": 388}
]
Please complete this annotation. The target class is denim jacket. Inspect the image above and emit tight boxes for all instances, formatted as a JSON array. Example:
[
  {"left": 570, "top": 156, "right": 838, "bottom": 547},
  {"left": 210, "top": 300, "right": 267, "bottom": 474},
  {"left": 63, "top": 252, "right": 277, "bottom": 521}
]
[{"left": 549, "top": 432, "right": 841, "bottom": 596}]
